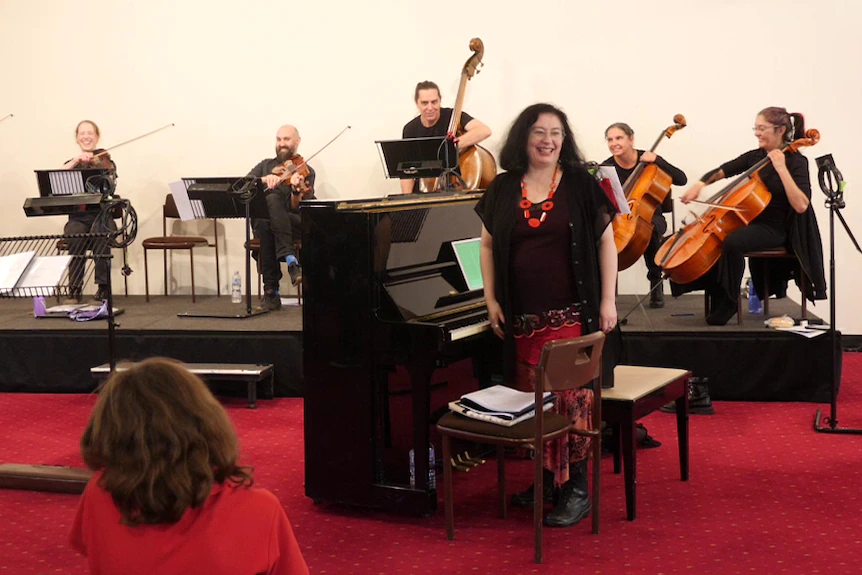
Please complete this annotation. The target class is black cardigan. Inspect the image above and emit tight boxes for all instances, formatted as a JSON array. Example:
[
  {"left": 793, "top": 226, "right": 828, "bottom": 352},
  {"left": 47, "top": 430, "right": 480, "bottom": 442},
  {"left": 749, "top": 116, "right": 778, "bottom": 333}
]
[{"left": 475, "top": 167, "right": 620, "bottom": 385}]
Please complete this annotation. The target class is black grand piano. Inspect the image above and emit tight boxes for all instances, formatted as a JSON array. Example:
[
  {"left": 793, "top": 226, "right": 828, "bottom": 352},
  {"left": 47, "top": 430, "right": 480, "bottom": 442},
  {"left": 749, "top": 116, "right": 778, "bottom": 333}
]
[{"left": 302, "top": 192, "right": 496, "bottom": 516}]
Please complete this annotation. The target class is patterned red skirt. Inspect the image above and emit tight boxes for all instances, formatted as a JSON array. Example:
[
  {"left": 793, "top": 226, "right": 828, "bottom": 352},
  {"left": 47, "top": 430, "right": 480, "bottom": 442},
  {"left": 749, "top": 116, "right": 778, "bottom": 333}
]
[{"left": 513, "top": 304, "right": 593, "bottom": 486}]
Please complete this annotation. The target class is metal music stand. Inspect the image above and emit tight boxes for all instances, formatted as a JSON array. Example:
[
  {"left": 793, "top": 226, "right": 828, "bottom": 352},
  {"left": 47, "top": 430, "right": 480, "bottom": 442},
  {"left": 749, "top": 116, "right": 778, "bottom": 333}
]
[
  {"left": 375, "top": 136, "right": 463, "bottom": 192},
  {"left": 174, "top": 177, "right": 269, "bottom": 319}
]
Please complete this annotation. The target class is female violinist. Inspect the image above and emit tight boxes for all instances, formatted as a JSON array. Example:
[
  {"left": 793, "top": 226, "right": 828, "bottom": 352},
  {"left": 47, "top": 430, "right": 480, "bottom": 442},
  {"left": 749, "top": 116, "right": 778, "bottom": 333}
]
[
  {"left": 677, "top": 107, "right": 826, "bottom": 325},
  {"left": 603, "top": 123, "right": 687, "bottom": 307},
  {"left": 61, "top": 120, "right": 118, "bottom": 303}
]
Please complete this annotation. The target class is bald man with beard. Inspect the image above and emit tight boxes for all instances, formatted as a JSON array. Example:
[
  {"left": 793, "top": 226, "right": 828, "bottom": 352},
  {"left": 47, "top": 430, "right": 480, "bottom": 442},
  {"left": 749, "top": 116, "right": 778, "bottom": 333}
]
[{"left": 247, "top": 125, "right": 315, "bottom": 311}]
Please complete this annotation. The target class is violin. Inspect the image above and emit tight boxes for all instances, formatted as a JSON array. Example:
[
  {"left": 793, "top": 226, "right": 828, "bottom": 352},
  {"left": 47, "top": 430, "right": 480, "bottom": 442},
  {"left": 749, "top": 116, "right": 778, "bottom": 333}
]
[
  {"left": 79, "top": 150, "right": 116, "bottom": 171},
  {"left": 270, "top": 154, "right": 313, "bottom": 210},
  {"left": 419, "top": 38, "right": 497, "bottom": 193},
  {"left": 612, "top": 114, "right": 686, "bottom": 271},
  {"left": 655, "top": 129, "right": 820, "bottom": 285}
]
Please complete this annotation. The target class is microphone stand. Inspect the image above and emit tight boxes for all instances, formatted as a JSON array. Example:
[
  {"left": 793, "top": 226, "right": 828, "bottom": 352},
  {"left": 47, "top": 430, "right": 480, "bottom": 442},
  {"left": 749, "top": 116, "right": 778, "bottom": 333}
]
[{"left": 813, "top": 154, "right": 862, "bottom": 434}]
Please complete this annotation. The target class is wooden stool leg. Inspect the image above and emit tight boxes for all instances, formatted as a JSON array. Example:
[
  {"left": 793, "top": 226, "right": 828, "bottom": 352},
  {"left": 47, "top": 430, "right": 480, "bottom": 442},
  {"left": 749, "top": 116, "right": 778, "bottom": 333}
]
[
  {"left": 144, "top": 249, "right": 151, "bottom": 302},
  {"left": 190, "top": 249, "right": 196, "bottom": 303}
]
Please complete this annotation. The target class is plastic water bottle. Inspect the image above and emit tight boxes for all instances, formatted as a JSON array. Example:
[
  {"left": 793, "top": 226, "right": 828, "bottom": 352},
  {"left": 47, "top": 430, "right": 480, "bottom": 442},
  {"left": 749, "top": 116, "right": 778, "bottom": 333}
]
[
  {"left": 747, "top": 278, "right": 762, "bottom": 315},
  {"left": 231, "top": 271, "right": 242, "bottom": 303},
  {"left": 409, "top": 444, "right": 436, "bottom": 490}
]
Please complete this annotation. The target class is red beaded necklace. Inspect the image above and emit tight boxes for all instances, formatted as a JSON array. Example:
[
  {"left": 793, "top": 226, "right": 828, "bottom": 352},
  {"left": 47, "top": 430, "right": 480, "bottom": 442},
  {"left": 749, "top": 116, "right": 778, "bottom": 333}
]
[{"left": 519, "top": 165, "right": 559, "bottom": 228}]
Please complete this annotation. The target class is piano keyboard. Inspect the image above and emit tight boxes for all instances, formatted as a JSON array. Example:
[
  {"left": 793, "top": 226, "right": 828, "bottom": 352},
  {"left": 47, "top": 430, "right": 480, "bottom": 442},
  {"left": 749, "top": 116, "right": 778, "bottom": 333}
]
[{"left": 449, "top": 318, "right": 491, "bottom": 341}]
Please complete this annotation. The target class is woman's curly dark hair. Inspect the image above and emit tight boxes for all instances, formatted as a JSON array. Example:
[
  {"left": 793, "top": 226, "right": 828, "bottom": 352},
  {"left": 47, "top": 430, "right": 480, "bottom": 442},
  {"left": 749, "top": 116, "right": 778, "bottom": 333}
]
[
  {"left": 80, "top": 357, "right": 253, "bottom": 525},
  {"left": 498, "top": 103, "right": 586, "bottom": 174}
]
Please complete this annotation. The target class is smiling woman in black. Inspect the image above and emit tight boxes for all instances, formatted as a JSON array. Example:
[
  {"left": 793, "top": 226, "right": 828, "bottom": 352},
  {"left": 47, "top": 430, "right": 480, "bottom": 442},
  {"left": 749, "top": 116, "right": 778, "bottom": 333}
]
[{"left": 676, "top": 107, "right": 826, "bottom": 325}]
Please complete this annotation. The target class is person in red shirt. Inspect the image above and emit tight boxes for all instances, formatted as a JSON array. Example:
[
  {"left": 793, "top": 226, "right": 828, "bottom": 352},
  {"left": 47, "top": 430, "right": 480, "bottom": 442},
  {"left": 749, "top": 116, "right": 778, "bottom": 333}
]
[{"left": 69, "top": 357, "right": 309, "bottom": 575}]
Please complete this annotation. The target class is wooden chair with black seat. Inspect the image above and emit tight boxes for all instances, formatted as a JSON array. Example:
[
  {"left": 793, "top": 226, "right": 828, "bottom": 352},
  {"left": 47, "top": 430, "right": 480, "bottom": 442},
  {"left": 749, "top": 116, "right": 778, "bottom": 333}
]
[
  {"left": 243, "top": 238, "right": 302, "bottom": 303},
  {"left": 702, "top": 246, "right": 808, "bottom": 324},
  {"left": 142, "top": 193, "right": 220, "bottom": 303},
  {"left": 436, "top": 330, "right": 605, "bottom": 564}
]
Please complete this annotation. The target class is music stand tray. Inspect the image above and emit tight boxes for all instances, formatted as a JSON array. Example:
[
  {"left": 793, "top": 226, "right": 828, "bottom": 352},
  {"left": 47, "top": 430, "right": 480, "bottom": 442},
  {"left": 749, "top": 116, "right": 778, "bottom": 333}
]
[
  {"left": 174, "top": 177, "right": 269, "bottom": 319},
  {"left": 375, "top": 136, "right": 458, "bottom": 184}
]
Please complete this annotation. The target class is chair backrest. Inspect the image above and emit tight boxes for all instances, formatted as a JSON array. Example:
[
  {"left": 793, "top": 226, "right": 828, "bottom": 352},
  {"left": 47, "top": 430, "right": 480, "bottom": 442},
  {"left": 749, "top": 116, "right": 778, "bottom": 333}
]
[{"left": 536, "top": 331, "right": 605, "bottom": 394}]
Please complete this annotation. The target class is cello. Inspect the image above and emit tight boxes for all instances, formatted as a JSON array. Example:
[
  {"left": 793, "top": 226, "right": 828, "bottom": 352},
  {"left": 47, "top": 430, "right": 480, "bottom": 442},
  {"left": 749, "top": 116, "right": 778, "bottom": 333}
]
[
  {"left": 655, "top": 129, "right": 820, "bottom": 285},
  {"left": 420, "top": 38, "right": 497, "bottom": 192},
  {"left": 612, "top": 114, "right": 686, "bottom": 271}
]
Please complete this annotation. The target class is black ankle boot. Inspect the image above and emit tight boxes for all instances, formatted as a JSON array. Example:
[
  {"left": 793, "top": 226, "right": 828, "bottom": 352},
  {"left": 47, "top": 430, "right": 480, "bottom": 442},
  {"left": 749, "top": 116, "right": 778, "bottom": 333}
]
[
  {"left": 706, "top": 290, "right": 738, "bottom": 326},
  {"left": 661, "top": 376, "right": 715, "bottom": 415},
  {"left": 511, "top": 468, "right": 556, "bottom": 507},
  {"left": 689, "top": 379, "right": 715, "bottom": 415},
  {"left": 544, "top": 461, "right": 590, "bottom": 527},
  {"left": 649, "top": 280, "right": 665, "bottom": 308}
]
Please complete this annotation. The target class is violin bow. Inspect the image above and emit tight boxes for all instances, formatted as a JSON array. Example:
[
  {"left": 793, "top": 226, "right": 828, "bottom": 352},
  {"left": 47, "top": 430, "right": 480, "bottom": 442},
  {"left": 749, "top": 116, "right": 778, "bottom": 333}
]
[
  {"left": 688, "top": 199, "right": 746, "bottom": 212},
  {"left": 92, "top": 123, "right": 175, "bottom": 159},
  {"left": 0, "top": 114, "right": 13, "bottom": 124},
  {"left": 274, "top": 125, "right": 352, "bottom": 185}
]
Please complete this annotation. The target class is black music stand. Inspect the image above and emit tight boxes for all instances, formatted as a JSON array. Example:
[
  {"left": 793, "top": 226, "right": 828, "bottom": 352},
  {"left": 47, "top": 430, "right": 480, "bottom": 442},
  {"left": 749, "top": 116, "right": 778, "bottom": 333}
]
[
  {"left": 375, "top": 136, "right": 462, "bottom": 192},
  {"left": 175, "top": 178, "right": 269, "bottom": 319}
]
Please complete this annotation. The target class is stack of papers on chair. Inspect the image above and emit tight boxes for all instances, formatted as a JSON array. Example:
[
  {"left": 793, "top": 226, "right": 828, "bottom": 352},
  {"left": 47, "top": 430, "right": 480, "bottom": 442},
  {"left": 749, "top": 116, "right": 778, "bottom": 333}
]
[{"left": 448, "top": 385, "right": 556, "bottom": 427}]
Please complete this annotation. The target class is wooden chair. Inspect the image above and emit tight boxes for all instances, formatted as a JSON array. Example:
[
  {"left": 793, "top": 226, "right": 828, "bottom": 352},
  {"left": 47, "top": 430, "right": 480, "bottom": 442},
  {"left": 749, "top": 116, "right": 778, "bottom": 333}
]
[
  {"left": 436, "top": 331, "right": 605, "bottom": 564},
  {"left": 142, "top": 194, "right": 219, "bottom": 303},
  {"left": 703, "top": 247, "right": 807, "bottom": 324},
  {"left": 243, "top": 238, "right": 302, "bottom": 303}
]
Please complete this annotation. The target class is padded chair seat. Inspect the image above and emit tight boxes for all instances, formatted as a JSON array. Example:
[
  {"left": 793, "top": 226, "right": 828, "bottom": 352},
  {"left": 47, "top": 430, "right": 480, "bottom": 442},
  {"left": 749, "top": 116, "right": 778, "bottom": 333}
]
[
  {"left": 437, "top": 411, "right": 571, "bottom": 441},
  {"left": 746, "top": 247, "right": 792, "bottom": 258},
  {"left": 142, "top": 236, "right": 209, "bottom": 250}
]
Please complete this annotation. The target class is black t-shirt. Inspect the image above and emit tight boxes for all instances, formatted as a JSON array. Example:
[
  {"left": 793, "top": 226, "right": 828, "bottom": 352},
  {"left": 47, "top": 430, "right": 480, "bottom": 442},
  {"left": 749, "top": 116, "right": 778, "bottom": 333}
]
[
  {"left": 718, "top": 148, "right": 810, "bottom": 226},
  {"left": 401, "top": 108, "right": 476, "bottom": 193},
  {"left": 401, "top": 107, "right": 475, "bottom": 139},
  {"left": 601, "top": 150, "right": 687, "bottom": 187}
]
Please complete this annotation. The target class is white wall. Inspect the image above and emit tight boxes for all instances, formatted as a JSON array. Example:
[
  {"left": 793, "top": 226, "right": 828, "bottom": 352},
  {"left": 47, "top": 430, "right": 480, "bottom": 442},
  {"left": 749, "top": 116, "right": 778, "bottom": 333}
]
[{"left": 1, "top": 0, "right": 860, "bottom": 331}]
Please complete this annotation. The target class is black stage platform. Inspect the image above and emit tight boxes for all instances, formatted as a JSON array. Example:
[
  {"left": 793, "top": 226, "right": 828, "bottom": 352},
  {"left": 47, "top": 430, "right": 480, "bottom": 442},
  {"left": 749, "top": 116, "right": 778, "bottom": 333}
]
[
  {"left": 0, "top": 293, "right": 837, "bottom": 402},
  {"left": 0, "top": 295, "right": 303, "bottom": 397}
]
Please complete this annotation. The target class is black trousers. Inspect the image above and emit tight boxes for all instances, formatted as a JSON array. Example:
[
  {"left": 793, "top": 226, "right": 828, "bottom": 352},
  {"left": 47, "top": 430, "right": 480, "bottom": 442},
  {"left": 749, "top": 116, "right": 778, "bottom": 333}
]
[
  {"left": 644, "top": 211, "right": 668, "bottom": 284},
  {"left": 253, "top": 190, "right": 300, "bottom": 291},
  {"left": 64, "top": 214, "right": 116, "bottom": 291},
  {"left": 672, "top": 221, "right": 786, "bottom": 301}
]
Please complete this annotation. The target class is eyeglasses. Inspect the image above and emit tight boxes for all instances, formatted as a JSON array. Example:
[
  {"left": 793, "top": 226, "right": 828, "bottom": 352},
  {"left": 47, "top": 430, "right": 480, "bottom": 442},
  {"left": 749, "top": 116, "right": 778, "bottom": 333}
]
[
  {"left": 752, "top": 125, "right": 778, "bottom": 134},
  {"left": 530, "top": 128, "right": 565, "bottom": 139}
]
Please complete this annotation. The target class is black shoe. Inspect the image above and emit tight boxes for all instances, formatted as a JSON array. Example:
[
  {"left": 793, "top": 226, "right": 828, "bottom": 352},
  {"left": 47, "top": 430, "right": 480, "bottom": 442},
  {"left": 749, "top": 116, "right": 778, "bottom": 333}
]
[
  {"left": 91, "top": 284, "right": 109, "bottom": 303},
  {"left": 649, "top": 281, "right": 665, "bottom": 308},
  {"left": 511, "top": 469, "right": 556, "bottom": 507},
  {"left": 63, "top": 289, "right": 83, "bottom": 305},
  {"left": 661, "top": 378, "right": 715, "bottom": 415},
  {"left": 288, "top": 263, "right": 302, "bottom": 287},
  {"left": 260, "top": 289, "right": 282, "bottom": 311},
  {"left": 544, "top": 461, "right": 590, "bottom": 527},
  {"left": 544, "top": 481, "right": 590, "bottom": 527},
  {"left": 706, "top": 292, "right": 738, "bottom": 326}
]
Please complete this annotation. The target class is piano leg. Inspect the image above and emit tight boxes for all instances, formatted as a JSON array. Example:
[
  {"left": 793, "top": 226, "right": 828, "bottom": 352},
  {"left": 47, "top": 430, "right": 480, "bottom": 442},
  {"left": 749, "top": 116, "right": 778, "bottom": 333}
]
[{"left": 407, "top": 360, "right": 435, "bottom": 497}]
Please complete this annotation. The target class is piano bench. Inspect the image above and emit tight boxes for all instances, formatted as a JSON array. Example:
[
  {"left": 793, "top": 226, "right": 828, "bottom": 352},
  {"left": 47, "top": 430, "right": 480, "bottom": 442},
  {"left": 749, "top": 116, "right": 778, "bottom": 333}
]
[
  {"left": 602, "top": 365, "right": 691, "bottom": 521},
  {"left": 91, "top": 362, "right": 275, "bottom": 409}
]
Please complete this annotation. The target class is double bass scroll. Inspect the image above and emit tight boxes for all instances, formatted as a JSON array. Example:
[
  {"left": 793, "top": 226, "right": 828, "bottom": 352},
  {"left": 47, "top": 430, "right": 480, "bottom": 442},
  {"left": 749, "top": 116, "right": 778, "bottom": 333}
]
[{"left": 420, "top": 38, "right": 497, "bottom": 193}]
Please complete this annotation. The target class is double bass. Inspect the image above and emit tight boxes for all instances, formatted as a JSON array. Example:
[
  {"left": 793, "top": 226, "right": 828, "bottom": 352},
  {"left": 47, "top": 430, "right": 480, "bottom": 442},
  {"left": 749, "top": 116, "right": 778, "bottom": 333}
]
[
  {"left": 655, "top": 129, "right": 820, "bottom": 284},
  {"left": 612, "top": 114, "right": 686, "bottom": 271},
  {"left": 420, "top": 38, "right": 496, "bottom": 192}
]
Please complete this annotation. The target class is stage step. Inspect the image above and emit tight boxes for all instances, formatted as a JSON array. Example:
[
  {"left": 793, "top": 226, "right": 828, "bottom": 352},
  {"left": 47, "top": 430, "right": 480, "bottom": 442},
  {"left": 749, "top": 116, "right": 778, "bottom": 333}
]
[{"left": 91, "top": 362, "right": 275, "bottom": 409}]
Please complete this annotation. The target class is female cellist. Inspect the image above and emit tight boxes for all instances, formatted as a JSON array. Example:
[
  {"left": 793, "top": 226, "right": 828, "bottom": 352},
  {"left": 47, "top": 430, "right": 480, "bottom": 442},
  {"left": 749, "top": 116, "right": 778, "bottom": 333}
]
[
  {"left": 603, "top": 123, "right": 687, "bottom": 307},
  {"left": 676, "top": 107, "right": 826, "bottom": 325}
]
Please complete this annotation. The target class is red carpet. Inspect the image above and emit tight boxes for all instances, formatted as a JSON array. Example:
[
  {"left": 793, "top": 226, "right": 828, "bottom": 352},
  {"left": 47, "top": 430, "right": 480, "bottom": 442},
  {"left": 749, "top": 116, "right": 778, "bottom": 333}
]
[{"left": 2, "top": 355, "right": 862, "bottom": 574}]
